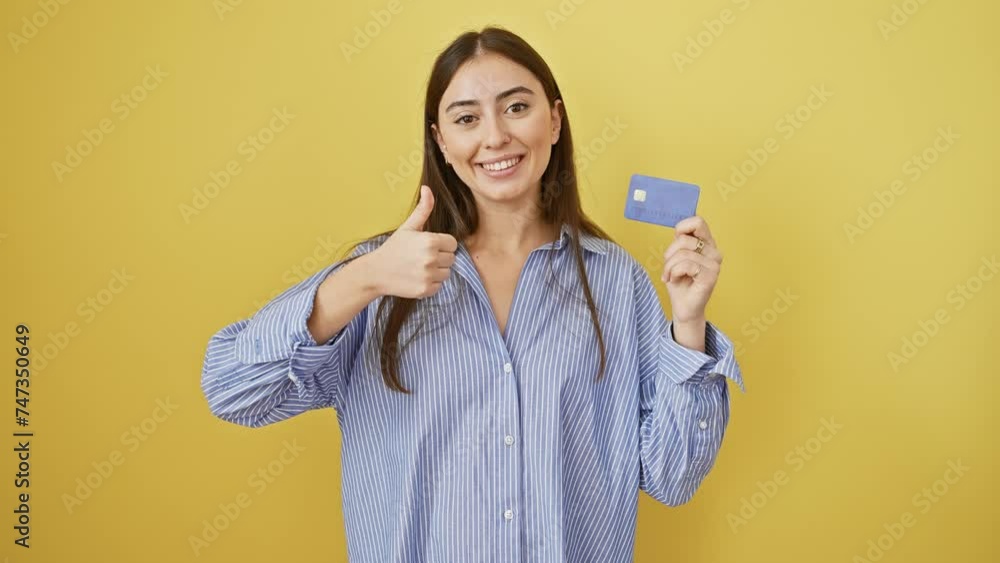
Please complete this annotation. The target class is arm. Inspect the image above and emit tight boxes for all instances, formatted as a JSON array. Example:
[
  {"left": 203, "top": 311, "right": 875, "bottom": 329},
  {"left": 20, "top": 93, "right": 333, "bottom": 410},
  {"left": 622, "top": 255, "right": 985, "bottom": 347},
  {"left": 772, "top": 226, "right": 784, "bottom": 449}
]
[
  {"left": 633, "top": 262, "right": 746, "bottom": 506},
  {"left": 200, "top": 243, "right": 382, "bottom": 428}
]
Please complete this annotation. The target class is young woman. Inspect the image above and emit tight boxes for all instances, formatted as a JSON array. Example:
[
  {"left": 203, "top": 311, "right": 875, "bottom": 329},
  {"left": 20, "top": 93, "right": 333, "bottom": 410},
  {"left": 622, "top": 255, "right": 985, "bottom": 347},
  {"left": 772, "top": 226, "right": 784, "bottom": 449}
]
[{"left": 201, "top": 25, "right": 744, "bottom": 563}]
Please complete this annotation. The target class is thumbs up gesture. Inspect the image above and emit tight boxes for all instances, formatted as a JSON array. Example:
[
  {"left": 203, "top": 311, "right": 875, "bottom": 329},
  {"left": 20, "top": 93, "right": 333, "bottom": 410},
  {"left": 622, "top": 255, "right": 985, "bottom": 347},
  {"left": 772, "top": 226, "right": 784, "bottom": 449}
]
[{"left": 370, "top": 185, "right": 459, "bottom": 299}]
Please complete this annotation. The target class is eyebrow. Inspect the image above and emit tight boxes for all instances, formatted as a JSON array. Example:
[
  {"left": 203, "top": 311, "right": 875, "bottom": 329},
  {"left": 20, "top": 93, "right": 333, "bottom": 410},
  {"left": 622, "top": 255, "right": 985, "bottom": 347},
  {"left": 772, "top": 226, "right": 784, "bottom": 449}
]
[{"left": 444, "top": 86, "right": 535, "bottom": 114}]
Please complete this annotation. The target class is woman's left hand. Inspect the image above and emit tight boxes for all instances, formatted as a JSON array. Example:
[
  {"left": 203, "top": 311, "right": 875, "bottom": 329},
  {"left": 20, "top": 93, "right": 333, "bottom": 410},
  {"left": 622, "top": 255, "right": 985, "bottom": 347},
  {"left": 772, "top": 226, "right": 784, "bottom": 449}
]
[{"left": 660, "top": 215, "right": 724, "bottom": 323}]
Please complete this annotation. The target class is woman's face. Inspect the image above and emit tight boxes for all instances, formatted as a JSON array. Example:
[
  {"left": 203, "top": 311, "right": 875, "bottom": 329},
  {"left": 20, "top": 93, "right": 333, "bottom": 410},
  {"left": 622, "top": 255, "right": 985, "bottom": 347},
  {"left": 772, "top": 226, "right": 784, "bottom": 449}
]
[{"left": 432, "top": 53, "right": 562, "bottom": 208}]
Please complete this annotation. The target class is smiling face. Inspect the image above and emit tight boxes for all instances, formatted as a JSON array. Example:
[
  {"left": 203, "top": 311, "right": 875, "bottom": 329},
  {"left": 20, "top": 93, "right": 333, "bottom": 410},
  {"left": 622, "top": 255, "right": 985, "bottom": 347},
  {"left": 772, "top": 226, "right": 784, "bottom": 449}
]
[{"left": 431, "top": 52, "right": 562, "bottom": 211}]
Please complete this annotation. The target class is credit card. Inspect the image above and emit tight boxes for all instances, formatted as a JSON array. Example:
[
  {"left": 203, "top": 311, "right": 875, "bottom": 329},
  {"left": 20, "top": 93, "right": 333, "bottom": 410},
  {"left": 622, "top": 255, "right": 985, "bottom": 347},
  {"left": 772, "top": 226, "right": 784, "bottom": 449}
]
[{"left": 623, "top": 174, "right": 700, "bottom": 228}]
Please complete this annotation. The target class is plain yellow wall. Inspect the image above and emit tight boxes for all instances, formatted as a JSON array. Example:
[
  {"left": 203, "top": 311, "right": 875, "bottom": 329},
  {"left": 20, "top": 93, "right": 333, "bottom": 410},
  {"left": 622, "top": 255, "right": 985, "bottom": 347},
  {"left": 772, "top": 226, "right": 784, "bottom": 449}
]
[{"left": 1, "top": 0, "right": 996, "bottom": 561}]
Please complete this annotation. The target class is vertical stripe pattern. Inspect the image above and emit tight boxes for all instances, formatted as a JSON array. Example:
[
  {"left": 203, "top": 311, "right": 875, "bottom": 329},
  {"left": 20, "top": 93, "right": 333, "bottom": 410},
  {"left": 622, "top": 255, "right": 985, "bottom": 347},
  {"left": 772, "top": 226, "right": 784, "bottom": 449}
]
[{"left": 200, "top": 223, "right": 745, "bottom": 562}]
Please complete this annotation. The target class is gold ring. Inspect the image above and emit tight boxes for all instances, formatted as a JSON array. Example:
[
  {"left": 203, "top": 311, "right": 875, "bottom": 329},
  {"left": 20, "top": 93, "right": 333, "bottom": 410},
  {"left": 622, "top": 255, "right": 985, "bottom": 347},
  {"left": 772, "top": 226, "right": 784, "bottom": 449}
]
[{"left": 694, "top": 237, "right": 705, "bottom": 254}]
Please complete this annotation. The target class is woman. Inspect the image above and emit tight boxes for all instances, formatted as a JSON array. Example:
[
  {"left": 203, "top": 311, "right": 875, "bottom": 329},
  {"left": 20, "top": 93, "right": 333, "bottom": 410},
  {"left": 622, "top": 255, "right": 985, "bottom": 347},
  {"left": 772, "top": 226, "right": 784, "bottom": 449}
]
[{"left": 201, "top": 25, "right": 744, "bottom": 562}]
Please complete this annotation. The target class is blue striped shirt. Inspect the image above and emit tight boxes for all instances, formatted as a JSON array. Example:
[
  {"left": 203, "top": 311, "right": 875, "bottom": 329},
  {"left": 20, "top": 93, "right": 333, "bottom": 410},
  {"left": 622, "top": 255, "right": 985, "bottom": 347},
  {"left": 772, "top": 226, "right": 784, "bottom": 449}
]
[{"left": 201, "top": 222, "right": 745, "bottom": 562}]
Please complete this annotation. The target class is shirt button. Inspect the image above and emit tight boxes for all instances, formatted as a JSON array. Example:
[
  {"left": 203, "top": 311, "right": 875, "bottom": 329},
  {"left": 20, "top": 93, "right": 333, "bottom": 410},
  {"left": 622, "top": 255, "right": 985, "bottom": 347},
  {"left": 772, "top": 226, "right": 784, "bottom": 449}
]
[
  {"left": 698, "top": 420, "right": 708, "bottom": 430},
  {"left": 504, "top": 435, "right": 514, "bottom": 446},
  {"left": 503, "top": 362, "right": 512, "bottom": 374},
  {"left": 503, "top": 509, "right": 513, "bottom": 521},
  {"left": 288, "top": 370, "right": 299, "bottom": 384}
]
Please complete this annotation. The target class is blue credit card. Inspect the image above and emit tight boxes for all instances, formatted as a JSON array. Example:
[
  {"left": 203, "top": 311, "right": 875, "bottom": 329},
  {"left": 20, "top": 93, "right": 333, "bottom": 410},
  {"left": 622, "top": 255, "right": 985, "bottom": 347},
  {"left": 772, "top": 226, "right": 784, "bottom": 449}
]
[{"left": 623, "top": 174, "right": 700, "bottom": 228}]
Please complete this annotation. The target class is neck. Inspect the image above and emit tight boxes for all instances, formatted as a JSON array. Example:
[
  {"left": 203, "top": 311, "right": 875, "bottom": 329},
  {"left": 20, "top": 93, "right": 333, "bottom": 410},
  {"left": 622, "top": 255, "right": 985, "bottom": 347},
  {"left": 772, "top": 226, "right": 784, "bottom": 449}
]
[{"left": 464, "top": 212, "right": 561, "bottom": 257}]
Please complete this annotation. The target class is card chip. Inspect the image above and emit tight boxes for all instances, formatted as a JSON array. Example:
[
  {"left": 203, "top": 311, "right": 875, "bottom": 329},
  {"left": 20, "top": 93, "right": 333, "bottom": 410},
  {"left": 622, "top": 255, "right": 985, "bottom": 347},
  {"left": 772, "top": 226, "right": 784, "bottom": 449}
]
[{"left": 633, "top": 189, "right": 646, "bottom": 202}]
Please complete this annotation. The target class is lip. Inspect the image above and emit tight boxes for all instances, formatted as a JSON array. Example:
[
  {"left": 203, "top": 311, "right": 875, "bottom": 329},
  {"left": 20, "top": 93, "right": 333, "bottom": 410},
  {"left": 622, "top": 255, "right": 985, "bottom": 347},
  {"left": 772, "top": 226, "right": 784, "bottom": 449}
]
[
  {"left": 476, "top": 154, "right": 525, "bottom": 179},
  {"left": 476, "top": 153, "right": 525, "bottom": 165}
]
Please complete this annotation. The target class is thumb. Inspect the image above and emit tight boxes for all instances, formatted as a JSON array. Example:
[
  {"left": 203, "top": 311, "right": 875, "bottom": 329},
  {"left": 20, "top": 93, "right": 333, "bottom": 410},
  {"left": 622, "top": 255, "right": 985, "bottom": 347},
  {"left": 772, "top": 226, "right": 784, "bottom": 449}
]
[{"left": 399, "top": 185, "right": 434, "bottom": 231}]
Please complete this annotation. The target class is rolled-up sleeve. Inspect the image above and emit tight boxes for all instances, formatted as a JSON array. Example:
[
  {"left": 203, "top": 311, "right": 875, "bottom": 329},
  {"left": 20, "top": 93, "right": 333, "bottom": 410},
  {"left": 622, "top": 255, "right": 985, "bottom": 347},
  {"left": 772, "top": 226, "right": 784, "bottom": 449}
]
[
  {"left": 633, "top": 260, "right": 745, "bottom": 506},
  {"left": 201, "top": 248, "right": 372, "bottom": 428}
]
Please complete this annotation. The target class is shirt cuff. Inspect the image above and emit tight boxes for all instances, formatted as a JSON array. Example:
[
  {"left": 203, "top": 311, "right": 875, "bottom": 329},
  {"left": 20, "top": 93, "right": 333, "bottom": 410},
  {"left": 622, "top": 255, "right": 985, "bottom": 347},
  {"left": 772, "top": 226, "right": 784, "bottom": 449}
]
[{"left": 660, "top": 319, "right": 746, "bottom": 393}]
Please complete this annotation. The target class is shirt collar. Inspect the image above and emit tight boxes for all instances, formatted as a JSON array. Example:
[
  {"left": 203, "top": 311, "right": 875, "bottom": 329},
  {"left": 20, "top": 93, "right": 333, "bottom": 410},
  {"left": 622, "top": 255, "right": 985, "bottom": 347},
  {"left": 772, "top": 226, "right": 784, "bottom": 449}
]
[{"left": 548, "top": 222, "right": 608, "bottom": 255}]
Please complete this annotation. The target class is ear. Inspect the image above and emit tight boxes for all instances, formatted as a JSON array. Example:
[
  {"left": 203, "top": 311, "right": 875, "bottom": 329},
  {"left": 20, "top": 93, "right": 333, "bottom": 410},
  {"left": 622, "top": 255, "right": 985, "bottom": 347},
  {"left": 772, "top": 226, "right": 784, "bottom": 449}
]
[
  {"left": 550, "top": 99, "right": 563, "bottom": 145},
  {"left": 431, "top": 123, "right": 446, "bottom": 154}
]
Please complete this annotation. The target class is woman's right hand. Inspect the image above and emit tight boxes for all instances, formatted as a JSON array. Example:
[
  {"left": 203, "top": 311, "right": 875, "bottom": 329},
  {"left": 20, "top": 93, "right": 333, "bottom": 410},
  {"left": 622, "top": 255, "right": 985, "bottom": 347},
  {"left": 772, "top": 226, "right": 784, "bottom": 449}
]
[{"left": 369, "top": 185, "right": 458, "bottom": 299}]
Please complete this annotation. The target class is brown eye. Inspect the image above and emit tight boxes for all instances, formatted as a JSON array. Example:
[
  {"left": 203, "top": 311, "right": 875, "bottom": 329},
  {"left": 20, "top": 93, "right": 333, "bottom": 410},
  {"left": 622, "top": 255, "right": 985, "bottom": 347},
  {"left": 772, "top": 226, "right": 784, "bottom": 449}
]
[{"left": 508, "top": 102, "right": 529, "bottom": 113}]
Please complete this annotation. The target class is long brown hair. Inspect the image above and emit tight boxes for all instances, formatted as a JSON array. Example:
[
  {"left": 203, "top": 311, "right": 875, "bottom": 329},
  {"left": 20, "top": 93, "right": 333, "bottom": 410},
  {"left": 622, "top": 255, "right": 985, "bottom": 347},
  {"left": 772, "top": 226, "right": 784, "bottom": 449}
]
[{"left": 338, "top": 25, "right": 615, "bottom": 393}]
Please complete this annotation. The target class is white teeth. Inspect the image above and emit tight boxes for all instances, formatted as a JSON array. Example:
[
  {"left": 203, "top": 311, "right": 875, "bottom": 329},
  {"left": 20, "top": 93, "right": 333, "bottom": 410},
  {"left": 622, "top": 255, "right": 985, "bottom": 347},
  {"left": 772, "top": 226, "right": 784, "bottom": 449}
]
[{"left": 481, "top": 156, "right": 521, "bottom": 171}]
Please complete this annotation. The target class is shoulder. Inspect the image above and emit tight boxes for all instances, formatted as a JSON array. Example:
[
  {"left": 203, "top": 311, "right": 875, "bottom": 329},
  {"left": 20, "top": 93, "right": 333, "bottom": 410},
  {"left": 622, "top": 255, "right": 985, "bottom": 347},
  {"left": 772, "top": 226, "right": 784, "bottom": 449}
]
[{"left": 588, "top": 238, "right": 647, "bottom": 282}]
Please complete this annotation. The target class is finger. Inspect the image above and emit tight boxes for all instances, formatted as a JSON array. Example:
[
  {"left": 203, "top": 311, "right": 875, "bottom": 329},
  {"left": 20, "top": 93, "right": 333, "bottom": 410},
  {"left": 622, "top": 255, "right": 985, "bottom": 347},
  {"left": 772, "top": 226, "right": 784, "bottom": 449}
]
[
  {"left": 664, "top": 260, "right": 705, "bottom": 284},
  {"left": 435, "top": 251, "right": 456, "bottom": 269},
  {"left": 399, "top": 185, "right": 434, "bottom": 231},
  {"left": 429, "top": 268, "right": 451, "bottom": 283},
  {"left": 662, "top": 250, "right": 718, "bottom": 282},
  {"left": 430, "top": 232, "right": 458, "bottom": 252},
  {"left": 664, "top": 234, "right": 722, "bottom": 264},
  {"left": 674, "top": 215, "right": 714, "bottom": 245}
]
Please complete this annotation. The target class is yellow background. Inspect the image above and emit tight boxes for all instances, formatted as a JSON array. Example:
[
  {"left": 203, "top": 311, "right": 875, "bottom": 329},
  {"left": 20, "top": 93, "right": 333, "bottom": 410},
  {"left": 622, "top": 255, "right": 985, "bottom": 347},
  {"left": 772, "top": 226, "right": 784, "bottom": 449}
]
[{"left": 1, "top": 0, "right": 996, "bottom": 561}]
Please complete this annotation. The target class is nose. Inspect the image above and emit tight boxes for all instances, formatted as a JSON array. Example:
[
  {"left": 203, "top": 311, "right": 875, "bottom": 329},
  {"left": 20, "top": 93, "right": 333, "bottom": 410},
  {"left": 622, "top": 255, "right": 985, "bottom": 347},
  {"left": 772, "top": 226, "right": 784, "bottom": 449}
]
[{"left": 482, "top": 113, "right": 510, "bottom": 149}]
